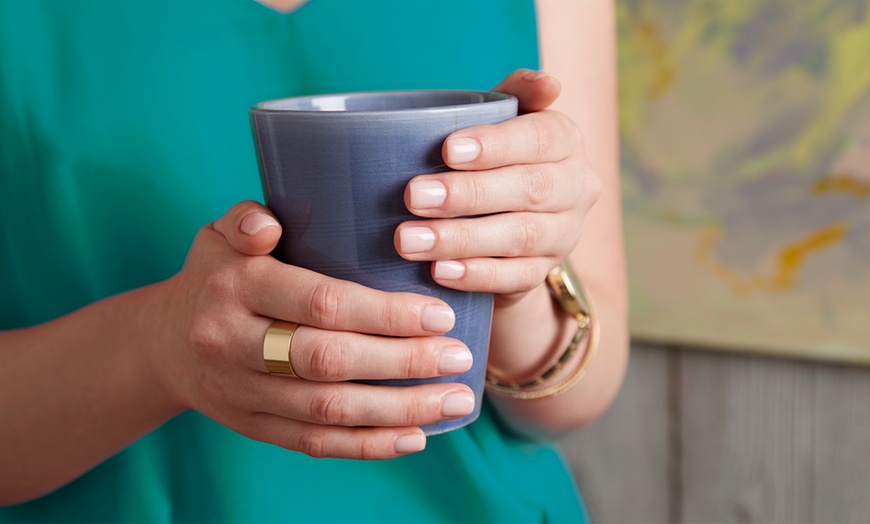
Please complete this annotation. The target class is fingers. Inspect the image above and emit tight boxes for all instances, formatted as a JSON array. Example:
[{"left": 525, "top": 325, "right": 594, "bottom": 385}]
[
  {"left": 430, "top": 257, "right": 555, "bottom": 295},
  {"left": 233, "top": 319, "right": 472, "bottom": 380},
  {"left": 244, "top": 413, "right": 427, "bottom": 459},
  {"left": 442, "top": 110, "right": 580, "bottom": 171},
  {"left": 493, "top": 68, "right": 562, "bottom": 114},
  {"left": 212, "top": 200, "right": 282, "bottom": 256},
  {"left": 249, "top": 379, "right": 475, "bottom": 428},
  {"left": 283, "top": 327, "right": 473, "bottom": 381},
  {"left": 395, "top": 212, "right": 581, "bottom": 261},
  {"left": 405, "top": 159, "right": 596, "bottom": 217},
  {"left": 239, "top": 262, "right": 456, "bottom": 337}
]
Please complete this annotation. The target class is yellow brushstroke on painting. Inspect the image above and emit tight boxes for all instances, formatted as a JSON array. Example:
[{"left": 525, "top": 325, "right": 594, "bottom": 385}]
[
  {"left": 696, "top": 225, "right": 754, "bottom": 296},
  {"left": 616, "top": 2, "right": 680, "bottom": 134},
  {"left": 812, "top": 174, "right": 870, "bottom": 197},
  {"left": 698, "top": 222, "right": 849, "bottom": 294},
  {"left": 773, "top": 223, "right": 848, "bottom": 290},
  {"left": 790, "top": 14, "right": 870, "bottom": 167},
  {"left": 637, "top": 21, "right": 675, "bottom": 97}
]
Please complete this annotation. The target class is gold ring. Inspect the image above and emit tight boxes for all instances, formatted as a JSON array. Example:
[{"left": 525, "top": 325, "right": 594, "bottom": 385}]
[{"left": 263, "top": 320, "right": 301, "bottom": 377}]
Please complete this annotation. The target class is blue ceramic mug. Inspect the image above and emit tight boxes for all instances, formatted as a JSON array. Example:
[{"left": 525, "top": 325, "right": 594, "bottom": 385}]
[{"left": 250, "top": 90, "right": 518, "bottom": 435}]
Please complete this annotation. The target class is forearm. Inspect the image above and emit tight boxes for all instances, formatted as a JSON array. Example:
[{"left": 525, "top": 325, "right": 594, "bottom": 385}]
[
  {"left": 487, "top": 0, "right": 628, "bottom": 439},
  {"left": 0, "top": 282, "right": 182, "bottom": 505}
]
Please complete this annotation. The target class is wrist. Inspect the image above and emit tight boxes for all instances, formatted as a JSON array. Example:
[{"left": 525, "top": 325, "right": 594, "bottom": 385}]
[
  {"left": 136, "top": 277, "right": 190, "bottom": 415},
  {"left": 487, "top": 260, "right": 599, "bottom": 399},
  {"left": 488, "top": 282, "right": 576, "bottom": 384}
]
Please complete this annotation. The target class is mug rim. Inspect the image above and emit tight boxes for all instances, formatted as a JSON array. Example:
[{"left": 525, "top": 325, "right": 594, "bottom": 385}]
[{"left": 250, "top": 89, "right": 516, "bottom": 115}]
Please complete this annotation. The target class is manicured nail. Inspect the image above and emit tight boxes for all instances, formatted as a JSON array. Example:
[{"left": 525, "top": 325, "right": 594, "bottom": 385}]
[
  {"left": 433, "top": 260, "right": 465, "bottom": 280},
  {"left": 438, "top": 346, "right": 473, "bottom": 374},
  {"left": 523, "top": 70, "right": 552, "bottom": 81},
  {"left": 421, "top": 304, "right": 455, "bottom": 332},
  {"left": 395, "top": 434, "right": 426, "bottom": 454},
  {"left": 442, "top": 392, "right": 475, "bottom": 417},
  {"left": 409, "top": 180, "right": 447, "bottom": 209},
  {"left": 399, "top": 226, "right": 436, "bottom": 253},
  {"left": 240, "top": 212, "right": 279, "bottom": 235},
  {"left": 445, "top": 137, "right": 480, "bottom": 165}
]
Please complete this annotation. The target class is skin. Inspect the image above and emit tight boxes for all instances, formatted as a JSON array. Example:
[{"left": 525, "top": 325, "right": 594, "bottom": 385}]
[{"left": 0, "top": 0, "right": 627, "bottom": 506}]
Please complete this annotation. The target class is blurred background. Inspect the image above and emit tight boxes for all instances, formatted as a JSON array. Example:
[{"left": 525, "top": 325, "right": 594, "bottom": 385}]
[{"left": 558, "top": 1, "right": 870, "bottom": 522}]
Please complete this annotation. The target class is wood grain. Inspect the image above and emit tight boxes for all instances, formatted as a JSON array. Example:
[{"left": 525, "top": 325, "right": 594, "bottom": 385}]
[
  {"left": 559, "top": 342, "right": 674, "bottom": 523},
  {"left": 565, "top": 343, "right": 870, "bottom": 523}
]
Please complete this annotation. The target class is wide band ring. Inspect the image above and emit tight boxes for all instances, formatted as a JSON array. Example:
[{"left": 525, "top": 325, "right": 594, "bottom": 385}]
[{"left": 263, "top": 320, "right": 301, "bottom": 377}]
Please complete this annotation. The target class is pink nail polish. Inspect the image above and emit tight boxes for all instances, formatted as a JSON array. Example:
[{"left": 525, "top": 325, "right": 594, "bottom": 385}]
[
  {"left": 441, "top": 392, "right": 475, "bottom": 417},
  {"left": 433, "top": 260, "right": 465, "bottom": 280},
  {"left": 438, "top": 346, "right": 473, "bottom": 374},
  {"left": 409, "top": 180, "right": 447, "bottom": 209},
  {"left": 240, "top": 212, "right": 279, "bottom": 235},
  {"left": 421, "top": 304, "right": 455, "bottom": 332},
  {"left": 445, "top": 137, "right": 480, "bottom": 165},
  {"left": 399, "top": 226, "right": 436, "bottom": 253},
  {"left": 395, "top": 434, "right": 426, "bottom": 453}
]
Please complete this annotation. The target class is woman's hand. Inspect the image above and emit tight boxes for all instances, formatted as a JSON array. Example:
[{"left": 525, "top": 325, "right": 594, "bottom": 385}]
[
  {"left": 395, "top": 70, "right": 600, "bottom": 306},
  {"left": 395, "top": 69, "right": 617, "bottom": 438},
  {"left": 153, "top": 201, "right": 476, "bottom": 459}
]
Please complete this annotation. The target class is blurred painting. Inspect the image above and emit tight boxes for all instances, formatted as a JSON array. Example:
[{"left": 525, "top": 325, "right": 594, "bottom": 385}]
[{"left": 618, "top": 1, "right": 870, "bottom": 362}]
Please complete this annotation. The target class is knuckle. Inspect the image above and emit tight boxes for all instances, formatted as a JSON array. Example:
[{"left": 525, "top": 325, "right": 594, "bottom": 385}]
[
  {"left": 401, "top": 394, "right": 428, "bottom": 426},
  {"left": 521, "top": 165, "right": 554, "bottom": 207},
  {"left": 516, "top": 216, "right": 545, "bottom": 255},
  {"left": 187, "top": 316, "right": 226, "bottom": 361},
  {"left": 201, "top": 263, "right": 239, "bottom": 300},
  {"left": 582, "top": 168, "right": 603, "bottom": 206},
  {"left": 357, "top": 435, "right": 383, "bottom": 461},
  {"left": 450, "top": 222, "right": 475, "bottom": 255},
  {"left": 531, "top": 117, "right": 555, "bottom": 159},
  {"left": 310, "top": 389, "right": 351, "bottom": 425},
  {"left": 297, "top": 429, "right": 327, "bottom": 459},
  {"left": 307, "top": 334, "right": 351, "bottom": 381},
  {"left": 464, "top": 174, "right": 487, "bottom": 212},
  {"left": 400, "top": 341, "right": 427, "bottom": 378},
  {"left": 307, "top": 280, "right": 343, "bottom": 329},
  {"left": 376, "top": 297, "right": 404, "bottom": 335},
  {"left": 477, "top": 261, "right": 500, "bottom": 291}
]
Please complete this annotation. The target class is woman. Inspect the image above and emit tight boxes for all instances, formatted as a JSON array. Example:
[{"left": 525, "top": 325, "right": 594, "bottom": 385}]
[{"left": 0, "top": 0, "right": 627, "bottom": 521}]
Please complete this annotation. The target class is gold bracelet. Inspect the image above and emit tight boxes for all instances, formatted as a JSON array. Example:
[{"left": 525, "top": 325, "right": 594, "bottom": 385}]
[{"left": 485, "top": 261, "right": 600, "bottom": 400}]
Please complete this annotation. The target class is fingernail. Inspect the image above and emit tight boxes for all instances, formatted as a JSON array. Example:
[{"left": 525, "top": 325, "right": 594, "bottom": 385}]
[
  {"left": 421, "top": 304, "right": 455, "bottom": 332},
  {"left": 442, "top": 392, "right": 475, "bottom": 417},
  {"left": 395, "top": 434, "right": 426, "bottom": 454},
  {"left": 445, "top": 137, "right": 480, "bottom": 165},
  {"left": 433, "top": 260, "right": 465, "bottom": 280},
  {"left": 409, "top": 180, "right": 447, "bottom": 209},
  {"left": 240, "top": 212, "right": 279, "bottom": 235},
  {"left": 523, "top": 70, "right": 552, "bottom": 81},
  {"left": 399, "top": 226, "right": 436, "bottom": 253},
  {"left": 438, "top": 346, "right": 473, "bottom": 374}
]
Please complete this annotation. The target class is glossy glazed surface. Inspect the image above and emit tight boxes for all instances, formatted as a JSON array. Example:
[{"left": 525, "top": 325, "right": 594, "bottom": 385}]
[{"left": 251, "top": 90, "right": 517, "bottom": 434}]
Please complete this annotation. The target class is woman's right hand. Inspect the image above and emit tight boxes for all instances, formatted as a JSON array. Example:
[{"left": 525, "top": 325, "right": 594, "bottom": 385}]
[{"left": 153, "top": 200, "right": 475, "bottom": 459}]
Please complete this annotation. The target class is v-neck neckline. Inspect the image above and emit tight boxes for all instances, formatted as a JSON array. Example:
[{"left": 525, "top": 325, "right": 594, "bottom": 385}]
[{"left": 253, "top": 0, "right": 310, "bottom": 15}]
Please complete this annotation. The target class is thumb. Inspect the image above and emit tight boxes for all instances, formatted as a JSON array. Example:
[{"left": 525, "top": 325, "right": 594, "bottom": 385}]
[
  {"left": 213, "top": 200, "right": 282, "bottom": 256},
  {"left": 493, "top": 69, "right": 562, "bottom": 114}
]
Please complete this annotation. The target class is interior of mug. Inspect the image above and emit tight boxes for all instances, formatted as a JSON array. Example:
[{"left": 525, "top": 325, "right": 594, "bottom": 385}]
[{"left": 255, "top": 90, "right": 511, "bottom": 112}]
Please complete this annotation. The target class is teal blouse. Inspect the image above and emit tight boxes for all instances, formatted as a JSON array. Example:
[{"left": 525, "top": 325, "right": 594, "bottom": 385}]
[{"left": 0, "top": 1, "right": 589, "bottom": 521}]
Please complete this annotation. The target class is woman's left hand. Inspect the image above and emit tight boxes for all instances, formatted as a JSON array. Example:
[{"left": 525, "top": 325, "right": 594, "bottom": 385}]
[{"left": 395, "top": 69, "right": 600, "bottom": 306}]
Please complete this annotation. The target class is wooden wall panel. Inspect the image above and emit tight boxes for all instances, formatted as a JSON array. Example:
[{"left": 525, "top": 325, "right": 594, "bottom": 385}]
[
  {"left": 679, "top": 350, "right": 817, "bottom": 523},
  {"left": 811, "top": 362, "right": 870, "bottom": 523},
  {"left": 567, "top": 344, "right": 870, "bottom": 523},
  {"left": 559, "top": 343, "right": 674, "bottom": 523}
]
